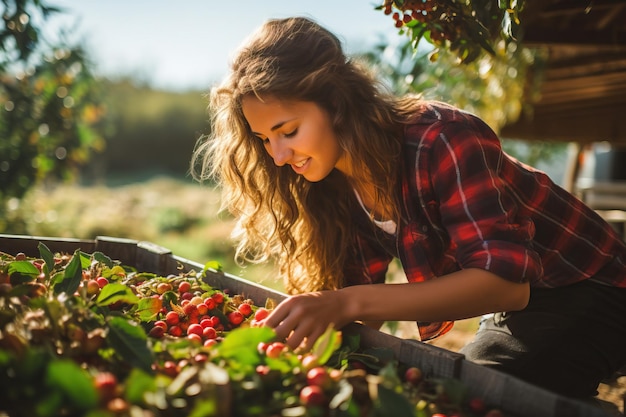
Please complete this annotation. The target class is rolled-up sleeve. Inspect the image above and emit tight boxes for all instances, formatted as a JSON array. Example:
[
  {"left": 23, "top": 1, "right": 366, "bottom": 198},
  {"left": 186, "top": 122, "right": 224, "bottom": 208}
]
[{"left": 428, "top": 117, "right": 543, "bottom": 283}]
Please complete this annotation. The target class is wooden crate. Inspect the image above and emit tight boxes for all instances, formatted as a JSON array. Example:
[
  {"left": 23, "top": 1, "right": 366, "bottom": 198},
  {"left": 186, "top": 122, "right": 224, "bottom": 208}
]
[{"left": 0, "top": 234, "right": 612, "bottom": 417}]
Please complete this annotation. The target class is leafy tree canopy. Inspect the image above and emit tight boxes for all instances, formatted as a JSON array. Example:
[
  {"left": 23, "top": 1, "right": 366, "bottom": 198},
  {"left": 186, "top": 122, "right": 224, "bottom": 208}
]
[{"left": 1, "top": 0, "right": 105, "bottom": 232}]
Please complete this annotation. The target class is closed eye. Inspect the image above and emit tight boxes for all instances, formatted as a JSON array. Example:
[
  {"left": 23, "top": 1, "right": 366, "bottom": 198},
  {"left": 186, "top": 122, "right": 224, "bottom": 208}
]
[{"left": 284, "top": 128, "right": 298, "bottom": 138}]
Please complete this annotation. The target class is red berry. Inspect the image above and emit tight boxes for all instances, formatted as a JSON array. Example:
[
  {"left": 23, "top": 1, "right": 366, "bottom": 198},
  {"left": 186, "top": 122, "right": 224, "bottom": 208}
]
[
  {"left": 187, "top": 323, "right": 203, "bottom": 337},
  {"left": 204, "top": 338, "right": 218, "bottom": 348},
  {"left": 94, "top": 372, "right": 117, "bottom": 402},
  {"left": 183, "top": 303, "right": 198, "bottom": 317},
  {"left": 162, "top": 360, "right": 178, "bottom": 377},
  {"left": 202, "top": 326, "right": 217, "bottom": 340},
  {"left": 148, "top": 325, "right": 165, "bottom": 338},
  {"left": 469, "top": 397, "right": 486, "bottom": 414},
  {"left": 168, "top": 325, "right": 182, "bottom": 337},
  {"left": 165, "top": 311, "right": 180, "bottom": 326},
  {"left": 178, "top": 281, "right": 191, "bottom": 293},
  {"left": 156, "top": 282, "right": 172, "bottom": 294},
  {"left": 154, "top": 320, "right": 167, "bottom": 330},
  {"left": 86, "top": 279, "right": 100, "bottom": 296},
  {"left": 204, "top": 297, "right": 216, "bottom": 310},
  {"left": 211, "top": 292, "right": 224, "bottom": 304},
  {"left": 306, "top": 367, "right": 331, "bottom": 389},
  {"left": 238, "top": 302, "right": 252, "bottom": 316},
  {"left": 265, "top": 342, "right": 285, "bottom": 359},
  {"left": 228, "top": 311, "right": 244, "bottom": 326},
  {"left": 404, "top": 367, "right": 423, "bottom": 385},
  {"left": 257, "top": 342, "right": 269, "bottom": 354},
  {"left": 96, "top": 277, "right": 109, "bottom": 288},
  {"left": 196, "top": 303, "right": 209, "bottom": 315},
  {"left": 300, "top": 385, "right": 326, "bottom": 407},
  {"left": 301, "top": 354, "right": 320, "bottom": 371},
  {"left": 187, "top": 333, "right": 202, "bottom": 344},
  {"left": 254, "top": 307, "right": 270, "bottom": 321}
]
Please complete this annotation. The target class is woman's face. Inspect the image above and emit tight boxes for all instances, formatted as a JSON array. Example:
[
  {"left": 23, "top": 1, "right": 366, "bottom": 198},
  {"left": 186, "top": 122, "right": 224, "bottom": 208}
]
[{"left": 242, "top": 95, "right": 348, "bottom": 182}]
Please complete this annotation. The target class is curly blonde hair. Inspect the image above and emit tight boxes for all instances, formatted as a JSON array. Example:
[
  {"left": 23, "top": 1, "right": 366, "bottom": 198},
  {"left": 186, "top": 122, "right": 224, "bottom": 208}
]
[{"left": 191, "top": 17, "right": 420, "bottom": 293}]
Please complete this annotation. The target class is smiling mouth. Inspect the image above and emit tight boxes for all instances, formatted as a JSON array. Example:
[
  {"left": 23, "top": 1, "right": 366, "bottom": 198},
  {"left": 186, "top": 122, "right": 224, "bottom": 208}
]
[{"left": 293, "top": 158, "right": 309, "bottom": 168}]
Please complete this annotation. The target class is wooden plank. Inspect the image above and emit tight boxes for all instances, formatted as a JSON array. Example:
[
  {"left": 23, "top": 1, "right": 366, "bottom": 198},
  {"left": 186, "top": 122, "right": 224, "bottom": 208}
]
[
  {"left": 94, "top": 236, "right": 139, "bottom": 267},
  {"left": 459, "top": 361, "right": 610, "bottom": 417},
  {"left": 136, "top": 240, "right": 172, "bottom": 274},
  {"left": 0, "top": 234, "right": 95, "bottom": 256},
  {"left": 343, "top": 324, "right": 463, "bottom": 379}
]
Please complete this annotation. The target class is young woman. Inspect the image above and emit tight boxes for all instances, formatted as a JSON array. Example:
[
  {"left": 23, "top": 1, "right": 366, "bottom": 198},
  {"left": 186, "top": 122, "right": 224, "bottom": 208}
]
[{"left": 191, "top": 16, "right": 626, "bottom": 398}]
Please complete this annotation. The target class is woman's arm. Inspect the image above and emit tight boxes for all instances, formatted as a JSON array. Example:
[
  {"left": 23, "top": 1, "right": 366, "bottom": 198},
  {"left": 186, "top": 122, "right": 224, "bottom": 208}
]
[{"left": 262, "top": 268, "right": 529, "bottom": 351}]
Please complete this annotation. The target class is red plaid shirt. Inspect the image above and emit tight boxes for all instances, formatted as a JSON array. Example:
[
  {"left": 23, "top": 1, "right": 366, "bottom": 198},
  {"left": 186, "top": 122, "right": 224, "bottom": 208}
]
[{"left": 344, "top": 102, "right": 626, "bottom": 340}]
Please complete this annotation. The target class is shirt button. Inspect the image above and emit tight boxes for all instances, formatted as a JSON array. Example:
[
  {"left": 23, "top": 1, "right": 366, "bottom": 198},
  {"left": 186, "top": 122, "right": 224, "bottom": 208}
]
[{"left": 421, "top": 225, "right": 428, "bottom": 232}]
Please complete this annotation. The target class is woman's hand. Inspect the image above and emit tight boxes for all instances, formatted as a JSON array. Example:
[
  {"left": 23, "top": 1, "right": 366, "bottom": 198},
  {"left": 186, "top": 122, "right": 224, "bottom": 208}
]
[
  {"left": 259, "top": 268, "right": 529, "bottom": 352},
  {"left": 259, "top": 290, "right": 356, "bottom": 352}
]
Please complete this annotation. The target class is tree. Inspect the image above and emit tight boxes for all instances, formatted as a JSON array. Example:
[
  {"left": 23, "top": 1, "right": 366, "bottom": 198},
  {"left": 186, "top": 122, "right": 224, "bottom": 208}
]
[
  {"left": 368, "top": 1, "right": 564, "bottom": 167},
  {"left": 1, "top": 0, "right": 105, "bottom": 232},
  {"left": 378, "top": 0, "right": 525, "bottom": 64}
]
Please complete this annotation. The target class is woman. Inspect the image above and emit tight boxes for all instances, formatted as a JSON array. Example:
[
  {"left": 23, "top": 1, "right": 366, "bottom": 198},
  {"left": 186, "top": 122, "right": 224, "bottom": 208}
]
[{"left": 191, "top": 16, "right": 626, "bottom": 398}]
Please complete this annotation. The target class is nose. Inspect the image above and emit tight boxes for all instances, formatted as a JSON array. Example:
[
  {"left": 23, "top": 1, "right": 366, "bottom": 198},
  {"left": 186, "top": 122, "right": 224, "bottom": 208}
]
[{"left": 267, "top": 138, "right": 293, "bottom": 166}]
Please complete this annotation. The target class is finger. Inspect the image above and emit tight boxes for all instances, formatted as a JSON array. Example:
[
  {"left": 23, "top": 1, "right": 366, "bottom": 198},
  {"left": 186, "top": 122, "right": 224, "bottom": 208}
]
[
  {"left": 263, "top": 297, "right": 295, "bottom": 328},
  {"left": 273, "top": 315, "right": 301, "bottom": 342},
  {"left": 296, "top": 326, "right": 327, "bottom": 353}
]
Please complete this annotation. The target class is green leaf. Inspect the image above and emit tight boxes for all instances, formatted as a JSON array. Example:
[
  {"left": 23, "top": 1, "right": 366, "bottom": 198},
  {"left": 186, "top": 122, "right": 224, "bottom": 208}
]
[
  {"left": 79, "top": 251, "right": 93, "bottom": 269},
  {"left": 216, "top": 326, "right": 275, "bottom": 366},
  {"left": 8, "top": 261, "right": 39, "bottom": 276},
  {"left": 45, "top": 359, "right": 98, "bottom": 411},
  {"left": 311, "top": 324, "right": 341, "bottom": 366},
  {"left": 53, "top": 249, "right": 83, "bottom": 295},
  {"left": 124, "top": 368, "right": 157, "bottom": 404},
  {"left": 376, "top": 384, "right": 414, "bottom": 417},
  {"left": 93, "top": 251, "right": 114, "bottom": 268},
  {"left": 188, "top": 399, "right": 218, "bottom": 417},
  {"left": 203, "top": 260, "right": 222, "bottom": 273},
  {"left": 96, "top": 283, "right": 139, "bottom": 306},
  {"left": 136, "top": 297, "right": 162, "bottom": 321},
  {"left": 38, "top": 242, "right": 55, "bottom": 272},
  {"left": 436, "top": 377, "right": 468, "bottom": 405},
  {"left": 107, "top": 316, "right": 154, "bottom": 373}
]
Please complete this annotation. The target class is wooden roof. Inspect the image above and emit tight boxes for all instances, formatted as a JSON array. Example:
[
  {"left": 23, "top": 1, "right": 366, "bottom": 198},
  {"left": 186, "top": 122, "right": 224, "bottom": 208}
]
[{"left": 500, "top": 0, "right": 626, "bottom": 144}]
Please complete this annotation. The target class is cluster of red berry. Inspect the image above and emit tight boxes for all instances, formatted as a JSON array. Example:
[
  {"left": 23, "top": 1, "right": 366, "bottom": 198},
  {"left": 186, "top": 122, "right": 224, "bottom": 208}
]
[
  {"left": 378, "top": 0, "right": 505, "bottom": 63},
  {"left": 382, "top": 0, "right": 436, "bottom": 28},
  {"left": 142, "top": 278, "right": 270, "bottom": 348}
]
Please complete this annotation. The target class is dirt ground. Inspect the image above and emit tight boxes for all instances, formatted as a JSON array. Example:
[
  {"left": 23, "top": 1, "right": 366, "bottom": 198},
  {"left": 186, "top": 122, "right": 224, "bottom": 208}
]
[{"left": 389, "top": 319, "right": 626, "bottom": 416}]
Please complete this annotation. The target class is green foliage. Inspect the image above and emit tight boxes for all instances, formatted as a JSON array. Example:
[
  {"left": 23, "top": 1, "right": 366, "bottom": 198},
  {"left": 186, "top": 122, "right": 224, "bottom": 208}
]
[
  {"left": 378, "top": 0, "right": 525, "bottom": 64},
  {"left": 363, "top": 37, "right": 536, "bottom": 133},
  {"left": 84, "top": 79, "right": 209, "bottom": 183},
  {"left": 1, "top": 0, "right": 105, "bottom": 230}
]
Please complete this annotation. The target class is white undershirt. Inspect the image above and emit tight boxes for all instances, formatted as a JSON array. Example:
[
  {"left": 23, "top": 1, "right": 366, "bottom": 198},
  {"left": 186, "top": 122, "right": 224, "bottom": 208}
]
[{"left": 353, "top": 190, "right": 397, "bottom": 235}]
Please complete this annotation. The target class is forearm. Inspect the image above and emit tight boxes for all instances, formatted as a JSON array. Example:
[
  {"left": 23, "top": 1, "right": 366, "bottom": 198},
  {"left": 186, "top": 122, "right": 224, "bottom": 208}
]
[{"left": 341, "top": 268, "right": 530, "bottom": 324}]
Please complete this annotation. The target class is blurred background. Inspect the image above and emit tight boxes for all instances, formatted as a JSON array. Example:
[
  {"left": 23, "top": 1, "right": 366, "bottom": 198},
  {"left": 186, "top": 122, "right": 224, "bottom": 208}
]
[{"left": 0, "top": 0, "right": 611, "bottom": 291}]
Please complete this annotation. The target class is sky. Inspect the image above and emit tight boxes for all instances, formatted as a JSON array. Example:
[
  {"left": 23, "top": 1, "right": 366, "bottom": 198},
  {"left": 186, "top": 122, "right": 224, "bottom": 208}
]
[{"left": 44, "top": 0, "right": 400, "bottom": 91}]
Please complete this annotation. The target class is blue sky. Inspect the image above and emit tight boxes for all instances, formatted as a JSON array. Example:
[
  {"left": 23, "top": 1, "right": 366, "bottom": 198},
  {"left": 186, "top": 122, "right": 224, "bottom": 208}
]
[{"left": 45, "top": 1, "right": 399, "bottom": 91}]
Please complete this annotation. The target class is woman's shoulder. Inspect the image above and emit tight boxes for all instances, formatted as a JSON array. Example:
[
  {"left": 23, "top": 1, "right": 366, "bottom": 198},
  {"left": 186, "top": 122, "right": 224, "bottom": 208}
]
[{"left": 409, "top": 99, "right": 475, "bottom": 123}]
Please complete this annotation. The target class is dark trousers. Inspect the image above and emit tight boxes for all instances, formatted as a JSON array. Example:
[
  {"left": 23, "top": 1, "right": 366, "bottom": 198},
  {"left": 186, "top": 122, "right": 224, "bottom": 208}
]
[{"left": 459, "top": 279, "right": 626, "bottom": 397}]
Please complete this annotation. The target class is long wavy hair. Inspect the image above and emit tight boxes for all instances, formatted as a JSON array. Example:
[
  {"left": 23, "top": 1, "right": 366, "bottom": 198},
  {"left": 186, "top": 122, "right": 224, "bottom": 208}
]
[{"left": 191, "top": 17, "right": 422, "bottom": 293}]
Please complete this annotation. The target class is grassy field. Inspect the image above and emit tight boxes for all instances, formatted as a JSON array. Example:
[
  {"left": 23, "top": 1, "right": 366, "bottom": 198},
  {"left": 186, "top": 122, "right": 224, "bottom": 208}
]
[{"left": 6, "top": 176, "right": 283, "bottom": 291}]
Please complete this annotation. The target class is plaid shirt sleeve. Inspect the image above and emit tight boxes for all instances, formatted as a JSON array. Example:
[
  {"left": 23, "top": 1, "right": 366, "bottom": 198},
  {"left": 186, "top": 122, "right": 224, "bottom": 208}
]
[{"left": 425, "top": 112, "right": 544, "bottom": 283}]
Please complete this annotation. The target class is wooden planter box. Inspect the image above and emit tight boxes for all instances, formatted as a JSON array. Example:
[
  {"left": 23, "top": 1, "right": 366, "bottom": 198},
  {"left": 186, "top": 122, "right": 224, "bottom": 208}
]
[{"left": 0, "top": 234, "right": 613, "bottom": 417}]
